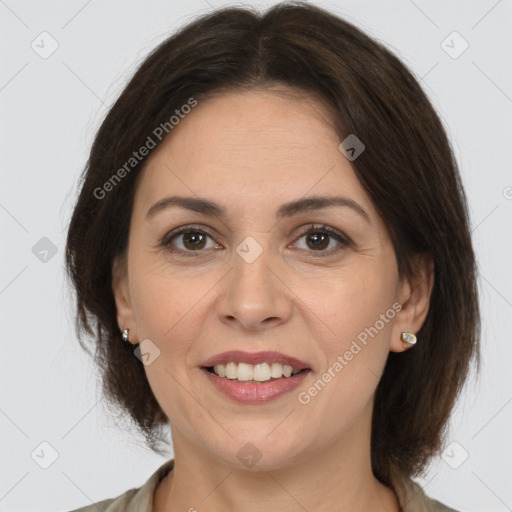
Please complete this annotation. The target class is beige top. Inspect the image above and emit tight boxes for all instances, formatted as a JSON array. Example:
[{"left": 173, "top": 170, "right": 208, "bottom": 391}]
[{"left": 68, "top": 459, "right": 457, "bottom": 511}]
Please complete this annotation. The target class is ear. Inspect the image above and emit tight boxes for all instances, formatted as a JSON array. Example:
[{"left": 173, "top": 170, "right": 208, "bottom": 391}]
[
  {"left": 112, "top": 254, "right": 138, "bottom": 344},
  {"left": 390, "top": 253, "right": 434, "bottom": 352}
]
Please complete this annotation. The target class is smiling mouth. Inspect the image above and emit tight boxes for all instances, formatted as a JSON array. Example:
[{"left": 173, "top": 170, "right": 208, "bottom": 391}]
[{"left": 204, "top": 362, "right": 308, "bottom": 383}]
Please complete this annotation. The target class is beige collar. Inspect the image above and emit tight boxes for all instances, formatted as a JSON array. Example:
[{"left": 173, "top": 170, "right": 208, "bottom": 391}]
[{"left": 137, "top": 459, "right": 454, "bottom": 512}]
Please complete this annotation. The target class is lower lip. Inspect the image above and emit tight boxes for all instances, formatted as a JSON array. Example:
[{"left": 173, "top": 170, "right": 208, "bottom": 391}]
[{"left": 201, "top": 368, "right": 310, "bottom": 403}]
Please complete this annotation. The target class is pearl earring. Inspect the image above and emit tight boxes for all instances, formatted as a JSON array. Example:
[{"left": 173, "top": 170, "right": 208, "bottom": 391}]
[{"left": 401, "top": 332, "right": 417, "bottom": 350}]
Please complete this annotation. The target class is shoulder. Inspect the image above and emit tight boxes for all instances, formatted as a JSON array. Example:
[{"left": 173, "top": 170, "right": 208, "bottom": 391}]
[
  {"left": 65, "top": 459, "right": 175, "bottom": 512},
  {"left": 66, "top": 487, "right": 145, "bottom": 512},
  {"left": 392, "top": 474, "right": 460, "bottom": 511},
  {"left": 67, "top": 491, "right": 134, "bottom": 511}
]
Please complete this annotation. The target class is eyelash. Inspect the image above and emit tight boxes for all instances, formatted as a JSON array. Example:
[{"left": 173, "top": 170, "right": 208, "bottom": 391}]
[{"left": 159, "top": 223, "right": 351, "bottom": 258}]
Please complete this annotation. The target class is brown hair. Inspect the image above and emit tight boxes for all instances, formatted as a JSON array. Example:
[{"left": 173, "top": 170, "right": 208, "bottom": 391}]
[{"left": 65, "top": 0, "right": 480, "bottom": 486}]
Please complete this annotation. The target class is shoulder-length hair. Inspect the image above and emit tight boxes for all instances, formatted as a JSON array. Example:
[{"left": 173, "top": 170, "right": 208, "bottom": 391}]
[{"left": 65, "top": 0, "right": 480, "bottom": 486}]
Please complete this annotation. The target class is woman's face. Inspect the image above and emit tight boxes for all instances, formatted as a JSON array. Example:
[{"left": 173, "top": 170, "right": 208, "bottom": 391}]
[{"left": 113, "top": 87, "right": 423, "bottom": 470}]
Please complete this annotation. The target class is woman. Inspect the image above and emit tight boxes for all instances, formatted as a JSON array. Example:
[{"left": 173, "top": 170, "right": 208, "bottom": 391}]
[{"left": 65, "top": 1, "right": 480, "bottom": 510}]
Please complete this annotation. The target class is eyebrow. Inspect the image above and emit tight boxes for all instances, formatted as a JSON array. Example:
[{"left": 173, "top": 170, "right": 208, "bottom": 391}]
[{"left": 145, "top": 195, "right": 370, "bottom": 223}]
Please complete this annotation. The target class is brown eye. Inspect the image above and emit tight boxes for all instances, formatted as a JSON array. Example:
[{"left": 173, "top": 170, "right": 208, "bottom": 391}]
[
  {"left": 161, "top": 226, "right": 218, "bottom": 254},
  {"left": 160, "top": 223, "right": 350, "bottom": 258},
  {"left": 293, "top": 224, "right": 350, "bottom": 257},
  {"left": 305, "top": 232, "right": 329, "bottom": 250},
  {"left": 180, "top": 231, "right": 208, "bottom": 250}
]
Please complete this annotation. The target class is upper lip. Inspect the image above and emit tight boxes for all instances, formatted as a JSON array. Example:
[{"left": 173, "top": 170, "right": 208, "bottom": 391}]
[{"left": 201, "top": 350, "right": 310, "bottom": 370}]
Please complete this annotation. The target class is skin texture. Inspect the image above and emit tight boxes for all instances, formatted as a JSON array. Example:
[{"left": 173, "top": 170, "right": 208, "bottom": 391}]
[{"left": 113, "top": 87, "right": 433, "bottom": 511}]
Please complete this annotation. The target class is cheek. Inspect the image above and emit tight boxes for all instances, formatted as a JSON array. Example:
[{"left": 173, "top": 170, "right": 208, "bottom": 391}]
[
  {"left": 297, "top": 262, "right": 397, "bottom": 348},
  {"left": 303, "top": 263, "right": 398, "bottom": 418},
  {"left": 304, "top": 268, "right": 397, "bottom": 395},
  {"left": 129, "top": 252, "right": 203, "bottom": 342},
  {"left": 129, "top": 268, "right": 205, "bottom": 430}
]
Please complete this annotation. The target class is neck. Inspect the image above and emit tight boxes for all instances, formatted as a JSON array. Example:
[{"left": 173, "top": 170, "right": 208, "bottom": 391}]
[{"left": 153, "top": 417, "right": 400, "bottom": 511}]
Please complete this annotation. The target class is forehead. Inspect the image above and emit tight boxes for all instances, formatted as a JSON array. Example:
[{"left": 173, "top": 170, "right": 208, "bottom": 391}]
[{"left": 133, "top": 88, "right": 378, "bottom": 223}]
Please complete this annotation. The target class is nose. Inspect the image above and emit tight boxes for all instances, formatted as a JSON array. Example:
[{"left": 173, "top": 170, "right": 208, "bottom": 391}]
[{"left": 216, "top": 240, "right": 293, "bottom": 331}]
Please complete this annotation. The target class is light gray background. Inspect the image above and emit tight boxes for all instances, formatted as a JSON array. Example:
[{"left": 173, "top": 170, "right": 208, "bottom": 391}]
[{"left": 1, "top": 1, "right": 511, "bottom": 511}]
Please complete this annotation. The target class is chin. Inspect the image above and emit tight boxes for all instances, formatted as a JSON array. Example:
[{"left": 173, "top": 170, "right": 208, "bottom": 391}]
[{"left": 210, "top": 430, "right": 307, "bottom": 472}]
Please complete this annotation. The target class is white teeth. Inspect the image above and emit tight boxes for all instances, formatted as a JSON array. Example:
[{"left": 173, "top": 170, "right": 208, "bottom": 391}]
[
  {"left": 283, "top": 365, "right": 293, "bottom": 377},
  {"left": 214, "top": 364, "right": 226, "bottom": 377},
  {"left": 211, "top": 362, "right": 302, "bottom": 381},
  {"left": 237, "top": 363, "right": 253, "bottom": 381},
  {"left": 253, "top": 363, "right": 271, "bottom": 381},
  {"left": 270, "top": 362, "right": 283, "bottom": 378},
  {"left": 225, "top": 362, "right": 238, "bottom": 379}
]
